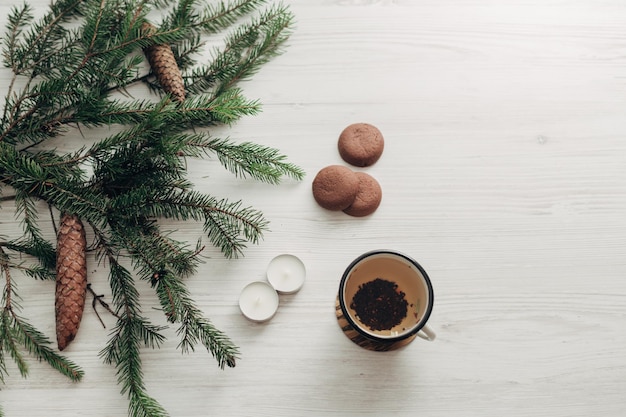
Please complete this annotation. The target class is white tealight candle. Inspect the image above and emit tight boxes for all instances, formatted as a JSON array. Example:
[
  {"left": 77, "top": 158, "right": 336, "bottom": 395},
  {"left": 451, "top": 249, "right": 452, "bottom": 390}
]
[
  {"left": 239, "top": 281, "right": 279, "bottom": 322},
  {"left": 266, "top": 254, "right": 306, "bottom": 294}
]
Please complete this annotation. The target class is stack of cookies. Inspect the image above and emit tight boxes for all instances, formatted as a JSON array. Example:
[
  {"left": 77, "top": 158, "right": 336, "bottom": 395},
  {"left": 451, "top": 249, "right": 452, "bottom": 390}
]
[{"left": 312, "top": 123, "right": 384, "bottom": 217}]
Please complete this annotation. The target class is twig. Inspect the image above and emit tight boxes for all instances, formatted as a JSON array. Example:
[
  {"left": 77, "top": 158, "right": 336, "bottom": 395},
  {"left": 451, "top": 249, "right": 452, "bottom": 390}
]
[
  {"left": 87, "top": 283, "right": 120, "bottom": 328},
  {"left": 48, "top": 203, "right": 57, "bottom": 236}
]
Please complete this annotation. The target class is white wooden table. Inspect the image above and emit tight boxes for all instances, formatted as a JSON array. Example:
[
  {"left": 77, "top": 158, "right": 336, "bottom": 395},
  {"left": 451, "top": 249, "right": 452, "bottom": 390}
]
[{"left": 1, "top": 1, "right": 625, "bottom": 416}]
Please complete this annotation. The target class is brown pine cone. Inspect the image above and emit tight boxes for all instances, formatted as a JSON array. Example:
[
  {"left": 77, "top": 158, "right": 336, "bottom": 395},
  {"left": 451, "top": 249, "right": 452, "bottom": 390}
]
[
  {"left": 55, "top": 213, "right": 87, "bottom": 351},
  {"left": 142, "top": 22, "right": 186, "bottom": 102}
]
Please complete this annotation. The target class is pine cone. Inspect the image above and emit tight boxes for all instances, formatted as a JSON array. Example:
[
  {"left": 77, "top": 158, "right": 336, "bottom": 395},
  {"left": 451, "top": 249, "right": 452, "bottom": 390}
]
[
  {"left": 142, "top": 22, "right": 186, "bottom": 102},
  {"left": 55, "top": 213, "right": 87, "bottom": 351}
]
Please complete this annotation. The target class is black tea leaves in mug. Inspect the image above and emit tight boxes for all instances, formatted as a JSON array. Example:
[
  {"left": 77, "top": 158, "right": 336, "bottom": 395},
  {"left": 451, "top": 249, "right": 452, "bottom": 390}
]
[{"left": 350, "top": 278, "right": 408, "bottom": 331}]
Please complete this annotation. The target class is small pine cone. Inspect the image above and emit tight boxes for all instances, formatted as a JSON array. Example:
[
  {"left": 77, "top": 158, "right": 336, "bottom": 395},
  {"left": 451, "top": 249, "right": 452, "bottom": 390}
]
[
  {"left": 142, "top": 22, "right": 185, "bottom": 102},
  {"left": 55, "top": 213, "right": 87, "bottom": 351}
]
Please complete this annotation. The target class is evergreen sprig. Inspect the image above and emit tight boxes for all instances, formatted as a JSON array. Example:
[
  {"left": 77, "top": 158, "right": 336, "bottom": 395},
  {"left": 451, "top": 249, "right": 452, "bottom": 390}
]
[{"left": 0, "top": 0, "right": 301, "bottom": 415}]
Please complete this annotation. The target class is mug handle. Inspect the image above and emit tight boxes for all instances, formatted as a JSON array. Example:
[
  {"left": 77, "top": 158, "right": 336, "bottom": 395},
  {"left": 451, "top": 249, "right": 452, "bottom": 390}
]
[{"left": 416, "top": 324, "right": 436, "bottom": 341}]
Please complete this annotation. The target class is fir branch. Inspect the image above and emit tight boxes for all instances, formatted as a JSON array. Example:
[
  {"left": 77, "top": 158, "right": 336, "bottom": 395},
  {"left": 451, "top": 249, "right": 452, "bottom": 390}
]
[
  {"left": 81, "top": 0, "right": 109, "bottom": 55},
  {"left": 156, "top": 2, "right": 294, "bottom": 100},
  {"left": 90, "top": 84, "right": 262, "bottom": 131},
  {"left": 0, "top": 241, "right": 55, "bottom": 280},
  {"left": 15, "top": 189, "right": 54, "bottom": 250},
  {"left": 0, "top": 77, "right": 89, "bottom": 146},
  {"left": 1, "top": 0, "right": 85, "bottom": 137},
  {"left": 106, "top": 184, "right": 269, "bottom": 259},
  {"left": 197, "top": 0, "right": 271, "bottom": 34},
  {"left": 0, "top": 310, "right": 28, "bottom": 379},
  {"left": 199, "top": 136, "right": 305, "bottom": 183},
  {"left": 108, "top": 186, "right": 268, "bottom": 259},
  {"left": 161, "top": 0, "right": 268, "bottom": 35},
  {"left": 72, "top": 96, "right": 160, "bottom": 127},
  {"left": 8, "top": 313, "right": 84, "bottom": 381},
  {"left": 214, "top": 4, "right": 294, "bottom": 95},
  {"left": 0, "top": 255, "right": 28, "bottom": 377},
  {"left": 12, "top": 190, "right": 56, "bottom": 269},
  {"left": 158, "top": 0, "right": 202, "bottom": 32},
  {"left": 203, "top": 198, "right": 268, "bottom": 258},
  {"left": 1, "top": 4, "right": 35, "bottom": 71},
  {"left": 85, "top": 13, "right": 187, "bottom": 62},
  {"left": 0, "top": 0, "right": 300, "bottom": 415},
  {"left": 0, "top": 145, "right": 109, "bottom": 224},
  {"left": 181, "top": 65, "right": 219, "bottom": 97},
  {"left": 171, "top": 33, "right": 204, "bottom": 70},
  {"left": 146, "top": 88, "right": 259, "bottom": 128},
  {"left": 101, "top": 315, "right": 168, "bottom": 417},
  {"left": 54, "top": 99, "right": 174, "bottom": 174},
  {"left": 1, "top": 2, "right": 183, "bottom": 145},
  {"left": 8, "top": 262, "right": 54, "bottom": 281},
  {"left": 101, "top": 89, "right": 260, "bottom": 130},
  {"left": 103, "top": 254, "right": 142, "bottom": 319},
  {"left": 4, "top": 0, "right": 84, "bottom": 76},
  {"left": 110, "top": 220, "right": 201, "bottom": 279},
  {"left": 183, "top": 3, "right": 293, "bottom": 97},
  {"left": 96, "top": 243, "right": 169, "bottom": 416},
  {"left": 155, "top": 271, "right": 238, "bottom": 369}
]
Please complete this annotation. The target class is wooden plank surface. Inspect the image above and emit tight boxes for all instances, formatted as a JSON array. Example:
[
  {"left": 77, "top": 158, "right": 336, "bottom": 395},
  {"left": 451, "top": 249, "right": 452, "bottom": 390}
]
[{"left": 1, "top": 0, "right": 625, "bottom": 416}]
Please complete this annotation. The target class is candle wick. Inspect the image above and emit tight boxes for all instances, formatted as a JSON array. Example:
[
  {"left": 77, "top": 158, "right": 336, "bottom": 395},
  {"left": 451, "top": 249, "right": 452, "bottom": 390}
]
[{"left": 255, "top": 296, "right": 261, "bottom": 304}]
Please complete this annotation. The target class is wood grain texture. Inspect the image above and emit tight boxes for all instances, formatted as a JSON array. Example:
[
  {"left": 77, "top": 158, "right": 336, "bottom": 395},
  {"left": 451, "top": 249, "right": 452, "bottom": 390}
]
[{"left": 1, "top": 0, "right": 625, "bottom": 416}]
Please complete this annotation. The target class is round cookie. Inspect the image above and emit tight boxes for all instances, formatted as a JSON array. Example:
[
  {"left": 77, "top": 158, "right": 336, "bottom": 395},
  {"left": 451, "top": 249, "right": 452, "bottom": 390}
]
[
  {"left": 312, "top": 165, "right": 360, "bottom": 211},
  {"left": 338, "top": 123, "right": 385, "bottom": 167},
  {"left": 343, "top": 172, "right": 382, "bottom": 217}
]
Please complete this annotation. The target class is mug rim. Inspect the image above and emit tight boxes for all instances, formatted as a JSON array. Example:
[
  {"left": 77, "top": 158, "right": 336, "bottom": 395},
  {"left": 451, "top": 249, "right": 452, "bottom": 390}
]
[{"left": 338, "top": 249, "right": 434, "bottom": 343}]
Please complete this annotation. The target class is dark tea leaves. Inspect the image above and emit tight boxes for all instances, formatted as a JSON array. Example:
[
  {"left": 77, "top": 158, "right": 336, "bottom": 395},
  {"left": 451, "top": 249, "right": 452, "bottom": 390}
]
[{"left": 350, "top": 278, "right": 408, "bottom": 331}]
